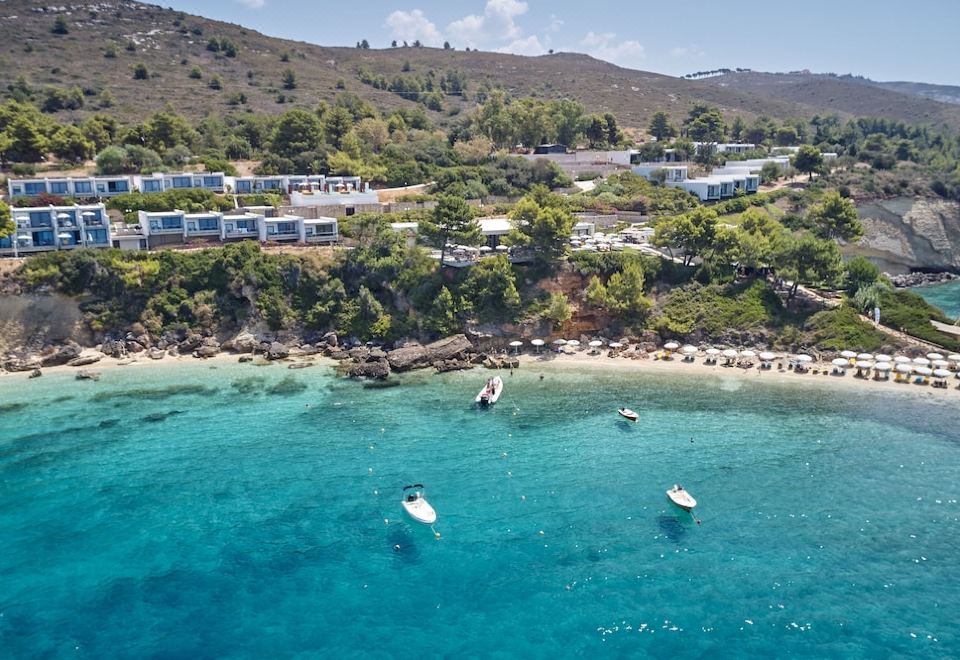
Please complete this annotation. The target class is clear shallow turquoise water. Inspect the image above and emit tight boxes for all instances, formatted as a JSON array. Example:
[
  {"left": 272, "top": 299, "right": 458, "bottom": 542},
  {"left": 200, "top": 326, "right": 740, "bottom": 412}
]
[
  {"left": 915, "top": 280, "right": 960, "bottom": 320},
  {"left": 1, "top": 361, "right": 959, "bottom": 657}
]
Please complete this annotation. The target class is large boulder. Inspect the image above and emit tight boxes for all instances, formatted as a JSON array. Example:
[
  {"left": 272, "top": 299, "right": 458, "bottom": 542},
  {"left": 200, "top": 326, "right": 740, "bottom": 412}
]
[
  {"left": 125, "top": 340, "right": 145, "bottom": 354},
  {"left": 267, "top": 342, "right": 290, "bottom": 360},
  {"left": 323, "top": 332, "right": 338, "bottom": 347},
  {"left": 76, "top": 369, "right": 101, "bottom": 381},
  {"left": 348, "top": 359, "right": 391, "bottom": 380},
  {"left": 194, "top": 345, "right": 220, "bottom": 359},
  {"left": 100, "top": 339, "right": 127, "bottom": 359},
  {"left": 147, "top": 348, "right": 166, "bottom": 360},
  {"left": 348, "top": 346, "right": 371, "bottom": 362},
  {"left": 388, "top": 334, "right": 474, "bottom": 371},
  {"left": 4, "top": 356, "right": 43, "bottom": 372},
  {"left": 67, "top": 354, "right": 102, "bottom": 367},
  {"left": 41, "top": 343, "right": 83, "bottom": 367},
  {"left": 178, "top": 333, "right": 203, "bottom": 352}
]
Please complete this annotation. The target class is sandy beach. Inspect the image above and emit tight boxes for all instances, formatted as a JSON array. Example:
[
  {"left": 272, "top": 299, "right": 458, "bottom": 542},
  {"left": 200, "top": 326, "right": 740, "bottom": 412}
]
[
  {"left": 3, "top": 345, "right": 959, "bottom": 403},
  {"left": 517, "top": 350, "right": 960, "bottom": 402}
]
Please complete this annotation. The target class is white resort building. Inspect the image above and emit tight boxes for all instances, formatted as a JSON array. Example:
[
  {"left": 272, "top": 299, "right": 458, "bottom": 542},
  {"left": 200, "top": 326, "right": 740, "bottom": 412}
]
[
  {"left": 137, "top": 210, "right": 338, "bottom": 249},
  {"left": 1, "top": 204, "right": 112, "bottom": 256}
]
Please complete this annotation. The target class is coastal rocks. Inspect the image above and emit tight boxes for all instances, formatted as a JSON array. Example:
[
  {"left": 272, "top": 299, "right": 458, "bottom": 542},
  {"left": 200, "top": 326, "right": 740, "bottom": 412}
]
[
  {"left": 147, "top": 348, "right": 166, "bottom": 360},
  {"left": 348, "top": 346, "right": 371, "bottom": 362},
  {"left": 223, "top": 332, "right": 257, "bottom": 354},
  {"left": 178, "top": 334, "right": 204, "bottom": 352},
  {"left": 387, "top": 334, "right": 473, "bottom": 371},
  {"left": 288, "top": 362, "right": 314, "bottom": 370},
  {"left": 434, "top": 358, "right": 473, "bottom": 373},
  {"left": 193, "top": 345, "right": 220, "bottom": 359},
  {"left": 29, "top": 368, "right": 42, "bottom": 378},
  {"left": 482, "top": 355, "right": 518, "bottom": 370},
  {"left": 125, "top": 341, "right": 145, "bottom": 354},
  {"left": 888, "top": 271, "right": 958, "bottom": 288},
  {"left": 3, "top": 356, "right": 42, "bottom": 372},
  {"left": 76, "top": 369, "right": 101, "bottom": 381},
  {"left": 328, "top": 350, "right": 350, "bottom": 361},
  {"left": 40, "top": 343, "right": 82, "bottom": 367},
  {"left": 347, "top": 359, "right": 391, "bottom": 380},
  {"left": 267, "top": 342, "right": 290, "bottom": 360},
  {"left": 238, "top": 355, "right": 254, "bottom": 363},
  {"left": 66, "top": 354, "right": 102, "bottom": 367},
  {"left": 323, "top": 332, "right": 338, "bottom": 347},
  {"left": 100, "top": 339, "right": 127, "bottom": 359}
]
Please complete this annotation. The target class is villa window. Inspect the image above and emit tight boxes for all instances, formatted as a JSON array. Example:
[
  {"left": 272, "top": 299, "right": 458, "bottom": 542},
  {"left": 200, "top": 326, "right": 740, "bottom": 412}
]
[
  {"left": 50, "top": 182, "right": 69, "bottom": 194},
  {"left": 187, "top": 222, "right": 197, "bottom": 231},
  {"left": 225, "top": 223, "right": 234, "bottom": 233},
  {"left": 172, "top": 176, "right": 192, "bottom": 188},
  {"left": 203, "top": 176, "right": 222, "bottom": 188},
  {"left": 142, "top": 180, "right": 162, "bottom": 192},
  {"left": 161, "top": 217, "right": 182, "bottom": 230},
  {"left": 197, "top": 218, "right": 219, "bottom": 231},
  {"left": 74, "top": 182, "right": 92, "bottom": 194},
  {"left": 86, "top": 229, "right": 108, "bottom": 244},
  {"left": 24, "top": 183, "right": 45, "bottom": 195}
]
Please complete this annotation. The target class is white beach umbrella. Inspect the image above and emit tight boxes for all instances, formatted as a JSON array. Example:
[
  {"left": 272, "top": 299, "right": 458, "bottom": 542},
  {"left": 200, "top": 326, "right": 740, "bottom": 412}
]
[
  {"left": 509, "top": 340, "right": 523, "bottom": 353},
  {"left": 531, "top": 338, "right": 544, "bottom": 353},
  {"left": 705, "top": 348, "right": 721, "bottom": 356},
  {"left": 874, "top": 362, "right": 892, "bottom": 372},
  {"left": 795, "top": 354, "right": 813, "bottom": 363},
  {"left": 895, "top": 363, "right": 913, "bottom": 374},
  {"left": 567, "top": 340, "right": 581, "bottom": 348},
  {"left": 915, "top": 366, "right": 933, "bottom": 377},
  {"left": 589, "top": 340, "right": 603, "bottom": 348},
  {"left": 933, "top": 368, "right": 952, "bottom": 378},
  {"left": 948, "top": 354, "right": 960, "bottom": 362},
  {"left": 495, "top": 245, "right": 509, "bottom": 252},
  {"left": 682, "top": 345, "right": 697, "bottom": 355},
  {"left": 840, "top": 350, "right": 857, "bottom": 359},
  {"left": 855, "top": 360, "right": 874, "bottom": 370},
  {"left": 932, "top": 359, "right": 950, "bottom": 368},
  {"left": 740, "top": 350, "right": 757, "bottom": 358},
  {"left": 552, "top": 339, "right": 568, "bottom": 346},
  {"left": 759, "top": 351, "right": 777, "bottom": 361},
  {"left": 81, "top": 211, "right": 96, "bottom": 218},
  {"left": 57, "top": 232, "right": 73, "bottom": 240},
  {"left": 893, "top": 356, "right": 911, "bottom": 364},
  {"left": 913, "top": 357, "right": 931, "bottom": 366},
  {"left": 874, "top": 354, "right": 892, "bottom": 362},
  {"left": 609, "top": 342, "right": 623, "bottom": 349},
  {"left": 479, "top": 245, "right": 493, "bottom": 252},
  {"left": 831, "top": 358, "right": 849, "bottom": 367},
  {"left": 663, "top": 341, "right": 680, "bottom": 350},
  {"left": 722, "top": 349, "right": 739, "bottom": 358},
  {"left": 926, "top": 352, "right": 944, "bottom": 361},
  {"left": 56, "top": 212, "right": 72, "bottom": 220},
  {"left": 857, "top": 353, "right": 874, "bottom": 361}
]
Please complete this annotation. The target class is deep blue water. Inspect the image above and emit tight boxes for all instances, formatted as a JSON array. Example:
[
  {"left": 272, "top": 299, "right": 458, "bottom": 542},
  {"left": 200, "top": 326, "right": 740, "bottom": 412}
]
[
  {"left": 915, "top": 280, "right": 960, "bottom": 320},
  {"left": 1, "top": 361, "right": 959, "bottom": 657}
]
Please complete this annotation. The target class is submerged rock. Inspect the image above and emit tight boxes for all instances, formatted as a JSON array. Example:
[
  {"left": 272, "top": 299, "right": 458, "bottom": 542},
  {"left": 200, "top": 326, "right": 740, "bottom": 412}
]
[
  {"left": 238, "top": 355, "right": 254, "bottom": 363},
  {"left": 67, "top": 355, "right": 102, "bottom": 367},
  {"left": 29, "top": 368, "right": 42, "bottom": 378},
  {"left": 76, "top": 370, "right": 101, "bottom": 381},
  {"left": 347, "top": 359, "right": 390, "bottom": 380},
  {"left": 266, "top": 375, "right": 307, "bottom": 395}
]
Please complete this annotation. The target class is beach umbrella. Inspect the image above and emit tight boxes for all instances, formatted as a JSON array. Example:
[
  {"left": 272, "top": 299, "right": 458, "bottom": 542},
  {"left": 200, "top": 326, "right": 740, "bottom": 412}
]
[
  {"left": 895, "top": 364, "right": 913, "bottom": 374},
  {"left": 740, "top": 350, "right": 757, "bottom": 358},
  {"left": 57, "top": 232, "right": 73, "bottom": 240},
  {"left": 567, "top": 340, "right": 581, "bottom": 348},
  {"left": 663, "top": 341, "right": 680, "bottom": 351},
  {"left": 479, "top": 245, "right": 493, "bottom": 252},
  {"left": 874, "top": 362, "right": 892, "bottom": 372},
  {"left": 759, "top": 351, "right": 777, "bottom": 361},
  {"left": 509, "top": 340, "right": 523, "bottom": 354},
  {"left": 855, "top": 360, "right": 874, "bottom": 370},
  {"left": 682, "top": 345, "right": 697, "bottom": 355},
  {"left": 531, "top": 338, "right": 544, "bottom": 353},
  {"left": 915, "top": 366, "right": 933, "bottom": 377},
  {"left": 609, "top": 342, "right": 623, "bottom": 349},
  {"left": 589, "top": 340, "right": 603, "bottom": 348},
  {"left": 552, "top": 339, "right": 567, "bottom": 346},
  {"left": 913, "top": 357, "right": 931, "bottom": 366},
  {"left": 705, "top": 348, "right": 721, "bottom": 356},
  {"left": 932, "top": 359, "right": 950, "bottom": 368},
  {"left": 722, "top": 349, "right": 738, "bottom": 358},
  {"left": 495, "top": 245, "right": 509, "bottom": 252},
  {"left": 857, "top": 353, "right": 874, "bottom": 361},
  {"left": 926, "top": 352, "right": 944, "bottom": 361},
  {"left": 948, "top": 354, "right": 960, "bottom": 362},
  {"left": 840, "top": 350, "right": 857, "bottom": 359},
  {"left": 893, "top": 356, "right": 911, "bottom": 364},
  {"left": 831, "top": 358, "right": 849, "bottom": 368},
  {"left": 81, "top": 211, "right": 96, "bottom": 218},
  {"left": 795, "top": 354, "right": 813, "bottom": 363},
  {"left": 933, "top": 368, "right": 952, "bottom": 378},
  {"left": 874, "top": 354, "right": 892, "bottom": 362}
]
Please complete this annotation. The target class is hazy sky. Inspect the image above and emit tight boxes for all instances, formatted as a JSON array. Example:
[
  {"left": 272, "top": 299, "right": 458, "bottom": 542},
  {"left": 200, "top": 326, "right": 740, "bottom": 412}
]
[{"left": 161, "top": 0, "right": 960, "bottom": 85}]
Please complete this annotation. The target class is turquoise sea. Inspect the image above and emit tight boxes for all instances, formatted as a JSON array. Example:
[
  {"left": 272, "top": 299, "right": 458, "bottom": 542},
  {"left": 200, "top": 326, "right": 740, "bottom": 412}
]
[
  {"left": 915, "top": 279, "right": 960, "bottom": 320},
  {"left": 1, "top": 360, "right": 959, "bottom": 657}
]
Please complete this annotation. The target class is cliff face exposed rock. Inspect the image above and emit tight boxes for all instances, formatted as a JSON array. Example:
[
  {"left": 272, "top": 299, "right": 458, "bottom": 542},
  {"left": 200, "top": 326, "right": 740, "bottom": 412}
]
[
  {"left": 0, "top": 294, "right": 91, "bottom": 356},
  {"left": 852, "top": 198, "right": 960, "bottom": 273}
]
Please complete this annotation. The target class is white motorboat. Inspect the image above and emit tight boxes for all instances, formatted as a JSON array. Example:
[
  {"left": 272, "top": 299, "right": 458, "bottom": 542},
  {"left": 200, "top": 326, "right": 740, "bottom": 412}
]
[
  {"left": 401, "top": 484, "right": 437, "bottom": 525},
  {"left": 618, "top": 408, "right": 639, "bottom": 422},
  {"left": 475, "top": 376, "right": 504, "bottom": 406},
  {"left": 666, "top": 484, "right": 697, "bottom": 511}
]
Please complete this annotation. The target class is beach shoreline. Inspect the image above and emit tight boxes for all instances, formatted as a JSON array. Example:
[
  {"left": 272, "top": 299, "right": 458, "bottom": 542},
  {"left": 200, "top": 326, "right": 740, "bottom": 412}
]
[{"left": 3, "top": 344, "right": 958, "bottom": 403}]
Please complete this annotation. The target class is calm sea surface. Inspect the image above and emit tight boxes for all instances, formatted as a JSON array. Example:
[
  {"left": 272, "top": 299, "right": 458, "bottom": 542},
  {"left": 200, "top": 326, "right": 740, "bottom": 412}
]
[
  {"left": 1, "top": 361, "right": 958, "bottom": 657},
  {"left": 915, "top": 279, "right": 960, "bottom": 320}
]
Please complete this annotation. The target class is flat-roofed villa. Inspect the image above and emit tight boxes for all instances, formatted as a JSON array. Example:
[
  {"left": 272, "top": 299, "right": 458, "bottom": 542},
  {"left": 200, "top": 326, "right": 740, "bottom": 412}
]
[
  {"left": 8, "top": 175, "right": 132, "bottom": 198},
  {"left": 1, "top": 204, "right": 111, "bottom": 256}
]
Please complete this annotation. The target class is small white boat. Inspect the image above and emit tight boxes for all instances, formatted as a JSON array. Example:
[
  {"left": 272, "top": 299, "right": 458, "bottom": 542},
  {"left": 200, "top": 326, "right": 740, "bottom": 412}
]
[
  {"left": 401, "top": 484, "right": 437, "bottom": 525},
  {"left": 666, "top": 484, "right": 697, "bottom": 511},
  {"left": 475, "top": 376, "right": 504, "bottom": 406},
  {"left": 618, "top": 408, "right": 639, "bottom": 422}
]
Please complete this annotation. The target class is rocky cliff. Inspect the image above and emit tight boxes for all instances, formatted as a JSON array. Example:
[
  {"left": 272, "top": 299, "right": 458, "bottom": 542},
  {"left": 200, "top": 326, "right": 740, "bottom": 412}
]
[{"left": 852, "top": 198, "right": 960, "bottom": 273}]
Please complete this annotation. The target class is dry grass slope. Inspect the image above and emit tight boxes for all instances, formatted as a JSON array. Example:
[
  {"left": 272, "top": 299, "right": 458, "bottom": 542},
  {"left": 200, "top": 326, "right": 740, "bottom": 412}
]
[{"left": 2, "top": 0, "right": 959, "bottom": 131}]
